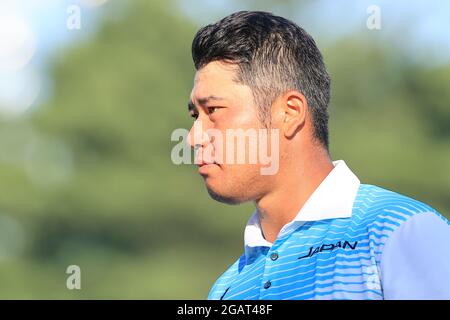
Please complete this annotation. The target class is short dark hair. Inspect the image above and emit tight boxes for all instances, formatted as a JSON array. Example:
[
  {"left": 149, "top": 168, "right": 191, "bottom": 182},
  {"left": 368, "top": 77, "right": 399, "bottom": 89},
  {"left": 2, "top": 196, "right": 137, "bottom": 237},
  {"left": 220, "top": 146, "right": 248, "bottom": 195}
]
[{"left": 191, "top": 11, "right": 331, "bottom": 149}]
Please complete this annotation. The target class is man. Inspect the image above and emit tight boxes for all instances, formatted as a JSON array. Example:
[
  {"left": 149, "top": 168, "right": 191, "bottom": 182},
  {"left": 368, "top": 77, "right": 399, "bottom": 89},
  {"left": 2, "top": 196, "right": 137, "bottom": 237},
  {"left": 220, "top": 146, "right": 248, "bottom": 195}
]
[{"left": 186, "top": 11, "right": 450, "bottom": 299}]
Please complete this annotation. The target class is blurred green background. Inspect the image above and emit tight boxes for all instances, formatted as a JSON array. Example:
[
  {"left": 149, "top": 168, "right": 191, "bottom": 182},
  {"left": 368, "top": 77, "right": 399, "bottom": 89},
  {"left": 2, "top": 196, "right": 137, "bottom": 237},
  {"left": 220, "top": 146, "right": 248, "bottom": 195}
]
[{"left": 0, "top": 0, "right": 448, "bottom": 298}]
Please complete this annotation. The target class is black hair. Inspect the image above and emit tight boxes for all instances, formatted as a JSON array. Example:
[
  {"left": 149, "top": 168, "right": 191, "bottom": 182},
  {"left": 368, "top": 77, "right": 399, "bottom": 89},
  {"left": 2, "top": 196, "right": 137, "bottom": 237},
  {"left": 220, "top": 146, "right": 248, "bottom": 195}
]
[{"left": 192, "top": 11, "right": 331, "bottom": 149}]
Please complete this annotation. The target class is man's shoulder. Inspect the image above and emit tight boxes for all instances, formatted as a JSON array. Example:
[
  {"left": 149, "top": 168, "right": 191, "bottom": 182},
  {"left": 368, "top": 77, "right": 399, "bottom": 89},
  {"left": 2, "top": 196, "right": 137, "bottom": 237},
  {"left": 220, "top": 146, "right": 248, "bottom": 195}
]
[{"left": 351, "top": 183, "right": 448, "bottom": 233}]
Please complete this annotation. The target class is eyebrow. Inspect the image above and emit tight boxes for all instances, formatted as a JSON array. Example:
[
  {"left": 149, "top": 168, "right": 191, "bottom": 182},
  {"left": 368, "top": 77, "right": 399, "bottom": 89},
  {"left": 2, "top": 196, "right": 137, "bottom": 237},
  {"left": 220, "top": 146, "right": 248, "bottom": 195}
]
[{"left": 188, "top": 95, "right": 226, "bottom": 112}]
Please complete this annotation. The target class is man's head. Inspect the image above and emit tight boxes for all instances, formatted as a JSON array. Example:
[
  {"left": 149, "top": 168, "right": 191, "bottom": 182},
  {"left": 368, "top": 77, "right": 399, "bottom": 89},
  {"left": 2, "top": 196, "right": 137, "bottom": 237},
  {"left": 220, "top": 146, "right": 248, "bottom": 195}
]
[{"left": 188, "top": 11, "right": 331, "bottom": 204}]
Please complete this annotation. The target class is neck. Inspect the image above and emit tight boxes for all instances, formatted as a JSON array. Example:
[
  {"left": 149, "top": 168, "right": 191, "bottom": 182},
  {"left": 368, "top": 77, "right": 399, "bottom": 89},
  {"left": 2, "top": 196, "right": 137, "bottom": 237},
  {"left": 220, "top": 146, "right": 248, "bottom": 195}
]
[{"left": 254, "top": 147, "right": 333, "bottom": 243}]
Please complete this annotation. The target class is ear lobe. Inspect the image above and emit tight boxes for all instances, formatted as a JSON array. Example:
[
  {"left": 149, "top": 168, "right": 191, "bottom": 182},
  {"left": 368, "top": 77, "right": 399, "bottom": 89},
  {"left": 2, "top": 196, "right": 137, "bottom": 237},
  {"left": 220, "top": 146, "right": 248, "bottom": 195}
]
[{"left": 283, "top": 94, "right": 307, "bottom": 138}]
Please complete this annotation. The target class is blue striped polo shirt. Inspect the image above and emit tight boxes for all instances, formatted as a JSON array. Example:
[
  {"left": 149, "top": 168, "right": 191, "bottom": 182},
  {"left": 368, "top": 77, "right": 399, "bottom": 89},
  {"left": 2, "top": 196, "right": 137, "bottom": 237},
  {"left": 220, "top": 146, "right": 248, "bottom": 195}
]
[{"left": 208, "top": 160, "right": 450, "bottom": 300}]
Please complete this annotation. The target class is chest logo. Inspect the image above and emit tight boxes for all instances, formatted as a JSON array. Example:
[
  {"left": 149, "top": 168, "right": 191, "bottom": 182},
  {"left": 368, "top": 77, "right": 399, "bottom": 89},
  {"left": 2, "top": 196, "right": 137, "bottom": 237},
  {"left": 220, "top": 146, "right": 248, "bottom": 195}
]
[{"left": 298, "top": 240, "right": 358, "bottom": 260}]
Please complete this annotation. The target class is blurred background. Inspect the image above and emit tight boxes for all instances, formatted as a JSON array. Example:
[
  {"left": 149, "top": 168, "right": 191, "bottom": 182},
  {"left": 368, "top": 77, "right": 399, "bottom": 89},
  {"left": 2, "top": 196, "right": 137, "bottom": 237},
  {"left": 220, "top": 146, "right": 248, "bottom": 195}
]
[{"left": 0, "top": 0, "right": 449, "bottom": 299}]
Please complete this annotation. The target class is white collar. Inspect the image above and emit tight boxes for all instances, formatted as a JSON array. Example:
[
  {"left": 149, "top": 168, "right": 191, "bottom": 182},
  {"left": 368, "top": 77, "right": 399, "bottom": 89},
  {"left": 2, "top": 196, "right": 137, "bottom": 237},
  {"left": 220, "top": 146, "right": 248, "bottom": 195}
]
[{"left": 244, "top": 160, "right": 361, "bottom": 254}]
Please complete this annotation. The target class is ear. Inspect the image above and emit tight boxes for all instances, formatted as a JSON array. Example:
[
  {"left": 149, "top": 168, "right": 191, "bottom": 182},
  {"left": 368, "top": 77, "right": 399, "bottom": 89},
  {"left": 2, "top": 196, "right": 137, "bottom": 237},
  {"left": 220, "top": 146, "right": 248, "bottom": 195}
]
[{"left": 282, "top": 91, "right": 307, "bottom": 138}]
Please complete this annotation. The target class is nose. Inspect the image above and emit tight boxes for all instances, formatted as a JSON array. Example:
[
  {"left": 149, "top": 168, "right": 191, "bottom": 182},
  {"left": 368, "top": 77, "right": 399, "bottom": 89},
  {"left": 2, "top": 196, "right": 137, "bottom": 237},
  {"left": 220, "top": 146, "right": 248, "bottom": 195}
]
[{"left": 187, "top": 120, "right": 209, "bottom": 149}]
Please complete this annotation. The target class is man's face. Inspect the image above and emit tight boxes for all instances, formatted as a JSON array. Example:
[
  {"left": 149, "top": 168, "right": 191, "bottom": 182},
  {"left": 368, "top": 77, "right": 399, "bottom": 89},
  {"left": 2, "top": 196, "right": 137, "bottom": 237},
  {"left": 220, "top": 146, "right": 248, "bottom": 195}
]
[{"left": 187, "top": 61, "right": 275, "bottom": 204}]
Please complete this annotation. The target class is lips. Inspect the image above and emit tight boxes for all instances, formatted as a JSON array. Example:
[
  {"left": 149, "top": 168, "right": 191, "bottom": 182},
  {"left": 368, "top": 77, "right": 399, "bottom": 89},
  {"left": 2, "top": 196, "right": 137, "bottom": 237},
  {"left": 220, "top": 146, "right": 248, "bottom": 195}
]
[
  {"left": 196, "top": 158, "right": 215, "bottom": 166},
  {"left": 194, "top": 149, "right": 217, "bottom": 167},
  {"left": 194, "top": 146, "right": 221, "bottom": 176},
  {"left": 197, "top": 162, "right": 219, "bottom": 176},
  {"left": 197, "top": 160, "right": 220, "bottom": 175},
  {"left": 195, "top": 154, "right": 220, "bottom": 176}
]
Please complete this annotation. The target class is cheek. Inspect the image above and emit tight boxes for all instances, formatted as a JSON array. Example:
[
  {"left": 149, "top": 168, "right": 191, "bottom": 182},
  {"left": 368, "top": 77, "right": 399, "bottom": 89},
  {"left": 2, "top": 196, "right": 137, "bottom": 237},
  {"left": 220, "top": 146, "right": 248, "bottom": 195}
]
[
  {"left": 212, "top": 109, "right": 262, "bottom": 164},
  {"left": 221, "top": 164, "right": 262, "bottom": 183},
  {"left": 232, "top": 108, "right": 260, "bottom": 129},
  {"left": 217, "top": 104, "right": 260, "bottom": 131}
]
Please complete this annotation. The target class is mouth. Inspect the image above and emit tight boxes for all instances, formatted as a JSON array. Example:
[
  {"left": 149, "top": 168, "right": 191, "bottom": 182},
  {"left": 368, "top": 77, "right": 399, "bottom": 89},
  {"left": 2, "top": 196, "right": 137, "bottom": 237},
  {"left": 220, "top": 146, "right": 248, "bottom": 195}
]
[{"left": 197, "top": 161, "right": 220, "bottom": 175}]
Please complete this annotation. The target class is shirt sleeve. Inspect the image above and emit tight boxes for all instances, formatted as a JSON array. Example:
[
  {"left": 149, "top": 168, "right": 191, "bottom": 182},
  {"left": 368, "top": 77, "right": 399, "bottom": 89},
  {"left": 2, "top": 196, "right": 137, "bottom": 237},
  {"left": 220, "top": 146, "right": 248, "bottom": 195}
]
[{"left": 380, "top": 211, "right": 450, "bottom": 299}]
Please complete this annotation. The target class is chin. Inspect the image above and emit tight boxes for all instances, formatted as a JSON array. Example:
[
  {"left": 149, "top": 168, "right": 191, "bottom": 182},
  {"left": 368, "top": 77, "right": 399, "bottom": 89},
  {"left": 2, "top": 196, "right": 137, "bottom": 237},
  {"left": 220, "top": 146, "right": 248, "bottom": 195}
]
[{"left": 206, "top": 186, "right": 246, "bottom": 205}]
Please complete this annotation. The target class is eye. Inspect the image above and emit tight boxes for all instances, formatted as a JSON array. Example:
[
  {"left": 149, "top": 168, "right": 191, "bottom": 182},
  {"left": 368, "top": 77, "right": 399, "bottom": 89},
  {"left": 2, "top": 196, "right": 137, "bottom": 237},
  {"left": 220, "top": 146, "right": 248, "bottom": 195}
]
[
  {"left": 190, "top": 111, "right": 198, "bottom": 120},
  {"left": 207, "top": 107, "right": 220, "bottom": 115}
]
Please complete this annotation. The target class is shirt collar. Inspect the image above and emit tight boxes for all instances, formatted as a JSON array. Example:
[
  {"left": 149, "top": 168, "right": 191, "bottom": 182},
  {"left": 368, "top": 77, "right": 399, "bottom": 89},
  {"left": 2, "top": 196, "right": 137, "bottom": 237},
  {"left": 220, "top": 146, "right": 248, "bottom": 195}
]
[{"left": 244, "top": 160, "right": 360, "bottom": 255}]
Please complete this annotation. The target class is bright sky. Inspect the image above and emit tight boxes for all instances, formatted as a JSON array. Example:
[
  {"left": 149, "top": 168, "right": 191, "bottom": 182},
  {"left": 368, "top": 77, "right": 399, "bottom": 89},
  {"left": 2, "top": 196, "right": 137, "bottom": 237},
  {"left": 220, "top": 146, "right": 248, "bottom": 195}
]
[
  {"left": 0, "top": 0, "right": 107, "bottom": 117},
  {"left": 0, "top": 0, "right": 449, "bottom": 117},
  {"left": 178, "top": 0, "right": 450, "bottom": 64}
]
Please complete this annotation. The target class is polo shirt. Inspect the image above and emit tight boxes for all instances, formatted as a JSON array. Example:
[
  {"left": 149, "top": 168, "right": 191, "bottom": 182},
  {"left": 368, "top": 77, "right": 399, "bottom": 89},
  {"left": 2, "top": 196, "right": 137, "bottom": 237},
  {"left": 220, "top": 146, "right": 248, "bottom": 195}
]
[{"left": 207, "top": 160, "right": 450, "bottom": 300}]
